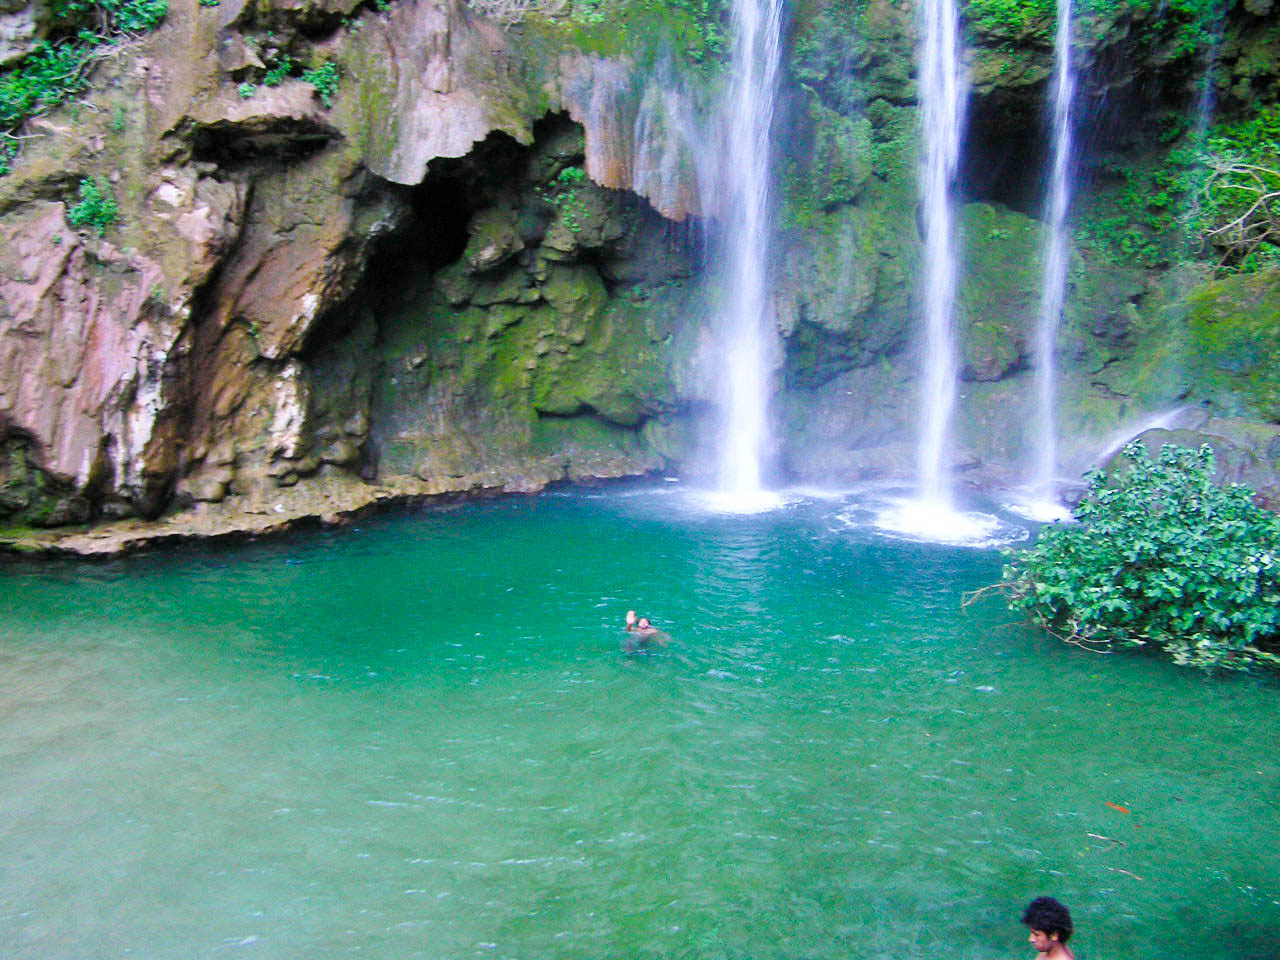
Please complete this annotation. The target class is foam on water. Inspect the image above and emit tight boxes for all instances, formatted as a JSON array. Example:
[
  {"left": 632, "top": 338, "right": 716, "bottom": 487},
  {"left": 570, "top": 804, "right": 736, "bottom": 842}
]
[
  {"left": 690, "top": 487, "right": 796, "bottom": 515},
  {"left": 1001, "top": 492, "right": 1075, "bottom": 525},
  {"left": 832, "top": 495, "right": 1029, "bottom": 548}
]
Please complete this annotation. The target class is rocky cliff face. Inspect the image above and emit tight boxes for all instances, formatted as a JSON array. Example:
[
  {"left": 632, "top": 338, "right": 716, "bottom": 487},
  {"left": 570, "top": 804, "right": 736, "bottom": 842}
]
[
  {"left": 0, "top": 0, "right": 717, "bottom": 542},
  {"left": 0, "top": 0, "right": 1277, "bottom": 549}
]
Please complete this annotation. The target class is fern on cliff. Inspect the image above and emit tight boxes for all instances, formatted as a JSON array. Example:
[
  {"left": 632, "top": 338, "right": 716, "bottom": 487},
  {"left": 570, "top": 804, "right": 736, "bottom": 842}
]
[{"left": 0, "top": 0, "right": 168, "bottom": 175}]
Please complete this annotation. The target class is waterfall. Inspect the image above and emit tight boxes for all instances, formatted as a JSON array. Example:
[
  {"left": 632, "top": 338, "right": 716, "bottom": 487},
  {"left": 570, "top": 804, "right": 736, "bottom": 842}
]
[
  {"left": 915, "top": 0, "right": 966, "bottom": 507},
  {"left": 873, "top": 0, "right": 1010, "bottom": 544},
  {"left": 872, "top": 0, "right": 1017, "bottom": 544},
  {"left": 713, "top": 0, "right": 784, "bottom": 501},
  {"left": 1027, "top": 0, "right": 1075, "bottom": 505}
]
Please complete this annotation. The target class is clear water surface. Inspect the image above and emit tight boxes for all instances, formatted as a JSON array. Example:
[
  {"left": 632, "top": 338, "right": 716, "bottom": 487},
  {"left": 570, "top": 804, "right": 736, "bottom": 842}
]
[{"left": 0, "top": 485, "right": 1276, "bottom": 959}]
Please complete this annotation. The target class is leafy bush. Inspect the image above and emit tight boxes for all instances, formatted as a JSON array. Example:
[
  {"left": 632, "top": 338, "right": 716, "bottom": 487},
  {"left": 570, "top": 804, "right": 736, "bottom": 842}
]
[
  {"left": 67, "top": 176, "right": 118, "bottom": 235},
  {"left": 1077, "top": 104, "right": 1280, "bottom": 275},
  {"left": 999, "top": 442, "right": 1280, "bottom": 671},
  {"left": 1194, "top": 106, "right": 1280, "bottom": 272}
]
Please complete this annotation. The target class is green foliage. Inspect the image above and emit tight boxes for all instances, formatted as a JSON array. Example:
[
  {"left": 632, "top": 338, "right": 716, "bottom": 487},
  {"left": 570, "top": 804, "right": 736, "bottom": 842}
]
[
  {"left": 963, "top": 0, "right": 1227, "bottom": 61},
  {"left": 668, "top": 0, "right": 724, "bottom": 61},
  {"left": 99, "top": 0, "right": 167, "bottom": 32},
  {"left": 51, "top": 0, "right": 167, "bottom": 32},
  {"left": 300, "top": 61, "right": 340, "bottom": 107},
  {"left": 963, "top": 0, "right": 1052, "bottom": 39},
  {"left": 1078, "top": 0, "right": 1226, "bottom": 60},
  {"left": 0, "top": 0, "right": 167, "bottom": 174},
  {"left": 556, "top": 165, "right": 586, "bottom": 185},
  {"left": 1077, "top": 104, "right": 1280, "bottom": 275},
  {"left": 66, "top": 176, "right": 119, "bottom": 235},
  {"left": 1001, "top": 442, "right": 1280, "bottom": 671},
  {"left": 541, "top": 164, "right": 590, "bottom": 233},
  {"left": 0, "top": 40, "right": 94, "bottom": 128},
  {"left": 244, "top": 46, "right": 341, "bottom": 107},
  {"left": 1194, "top": 106, "right": 1280, "bottom": 271},
  {"left": 262, "top": 55, "right": 293, "bottom": 87}
]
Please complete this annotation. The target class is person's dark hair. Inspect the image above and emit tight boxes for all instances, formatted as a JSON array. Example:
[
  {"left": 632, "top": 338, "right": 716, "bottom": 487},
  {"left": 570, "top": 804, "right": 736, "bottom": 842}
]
[{"left": 1022, "top": 897, "right": 1072, "bottom": 943}]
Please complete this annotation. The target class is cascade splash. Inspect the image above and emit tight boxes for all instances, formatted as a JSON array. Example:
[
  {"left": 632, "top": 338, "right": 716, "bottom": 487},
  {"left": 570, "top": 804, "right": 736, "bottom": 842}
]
[
  {"left": 710, "top": 0, "right": 784, "bottom": 510},
  {"left": 1023, "top": 0, "right": 1076, "bottom": 521},
  {"left": 915, "top": 0, "right": 966, "bottom": 508}
]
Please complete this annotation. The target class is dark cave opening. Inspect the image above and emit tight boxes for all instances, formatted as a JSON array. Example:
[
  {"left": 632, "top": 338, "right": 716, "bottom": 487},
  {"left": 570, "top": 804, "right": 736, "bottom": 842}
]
[{"left": 959, "top": 46, "right": 1217, "bottom": 218}]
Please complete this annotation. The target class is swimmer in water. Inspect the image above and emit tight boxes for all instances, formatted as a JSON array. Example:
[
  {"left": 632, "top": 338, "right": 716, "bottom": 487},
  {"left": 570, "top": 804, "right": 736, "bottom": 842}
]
[{"left": 622, "top": 611, "right": 669, "bottom": 650}]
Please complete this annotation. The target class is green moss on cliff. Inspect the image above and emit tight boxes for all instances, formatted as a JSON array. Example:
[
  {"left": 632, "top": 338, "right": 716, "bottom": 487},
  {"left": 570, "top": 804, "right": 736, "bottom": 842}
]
[
  {"left": 956, "top": 203, "right": 1041, "bottom": 381},
  {"left": 514, "top": 0, "right": 728, "bottom": 72},
  {"left": 1186, "top": 266, "right": 1280, "bottom": 419}
]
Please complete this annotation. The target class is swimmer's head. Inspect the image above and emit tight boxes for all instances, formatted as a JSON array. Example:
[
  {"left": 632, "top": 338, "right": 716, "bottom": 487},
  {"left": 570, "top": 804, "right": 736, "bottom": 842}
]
[
  {"left": 1022, "top": 897, "right": 1072, "bottom": 947},
  {"left": 637, "top": 617, "right": 652, "bottom": 629}
]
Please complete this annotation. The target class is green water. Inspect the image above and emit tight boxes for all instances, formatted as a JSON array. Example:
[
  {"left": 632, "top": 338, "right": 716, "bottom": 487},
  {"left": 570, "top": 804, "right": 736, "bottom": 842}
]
[{"left": 0, "top": 487, "right": 1276, "bottom": 959}]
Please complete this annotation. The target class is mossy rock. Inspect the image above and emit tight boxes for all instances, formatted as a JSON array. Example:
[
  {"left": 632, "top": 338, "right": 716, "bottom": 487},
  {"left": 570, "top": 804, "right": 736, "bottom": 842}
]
[
  {"left": 462, "top": 208, "right": 524, "bottom": 273},
  {"left": 528, "top": 291, "right": 677, "bottom": 426},
  {"left": 541, "top": 263, "right": 608, "bottom": 323},
  {"left": 1186, "top": 267, "right": 1280, "bottom": 421},
  {"left": 1103, "top": 425, "right": 1280, "bottom": 508},
  {"left": 782, "top": 92, "right": 873, "bottom": 220},
  {"left": 956, "top": 203, "right": 1041, "bottom": 381},
  {"left": 778, "top": 205, "right": 911, "bottom": 387}
]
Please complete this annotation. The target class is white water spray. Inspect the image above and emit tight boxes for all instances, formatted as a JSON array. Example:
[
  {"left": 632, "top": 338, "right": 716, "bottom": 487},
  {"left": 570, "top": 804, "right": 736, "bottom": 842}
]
[
  {"left": 1027, "top": 0, "right": 1076, "bottom": 505},
  {"left": 713, "top": 0, "right": 784, "bottom": 504},
  {"left": 915, "top": 0, "right": 966, "bottom": 508}
]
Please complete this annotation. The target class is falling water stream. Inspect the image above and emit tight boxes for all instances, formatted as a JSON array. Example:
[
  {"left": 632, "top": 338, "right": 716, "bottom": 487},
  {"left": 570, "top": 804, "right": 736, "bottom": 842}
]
[
  {"left": 712, "top": 0, "right": 785, "bottom": 511},
  {"left": 1022, "top": 0, "right": 1076, "bottom": 522},
  {"left": 877, "top": 0, "right": 1007, "bottom": 546},
  {"left": 914, "top": 0, "right": 965, "bottom": 509}
]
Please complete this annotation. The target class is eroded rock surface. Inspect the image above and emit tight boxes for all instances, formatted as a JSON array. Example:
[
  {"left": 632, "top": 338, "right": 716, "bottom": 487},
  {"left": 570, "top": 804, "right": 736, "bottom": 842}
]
[{"left": 0, "top": 0, "right": 709, "bottom": 549}]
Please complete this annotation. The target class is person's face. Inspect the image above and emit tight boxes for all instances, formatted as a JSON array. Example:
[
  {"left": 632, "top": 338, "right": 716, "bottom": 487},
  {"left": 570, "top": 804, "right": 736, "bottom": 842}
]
[{"left": 1028, "top": 929, "right": 1059, "bottom": 953}]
